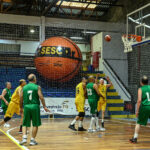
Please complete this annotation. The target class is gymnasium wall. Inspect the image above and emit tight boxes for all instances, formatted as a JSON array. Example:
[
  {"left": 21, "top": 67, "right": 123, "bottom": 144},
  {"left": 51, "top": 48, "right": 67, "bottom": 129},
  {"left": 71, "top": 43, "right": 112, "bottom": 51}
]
[
  {"left": 0, "top": 39, "right": 90, "bottom": 55},
  {"left": 128, "top": 44, "right": 150, "bottom": 103},
  {"left": 102, "top": 32, "right": 128, "bottom": 87}
]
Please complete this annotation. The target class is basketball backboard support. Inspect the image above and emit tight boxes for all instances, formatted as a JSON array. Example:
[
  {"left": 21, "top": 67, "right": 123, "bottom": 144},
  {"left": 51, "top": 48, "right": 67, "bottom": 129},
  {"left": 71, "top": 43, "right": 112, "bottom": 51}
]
[{"left": 122, "top": 3, "right": 150, "bottom": 53}]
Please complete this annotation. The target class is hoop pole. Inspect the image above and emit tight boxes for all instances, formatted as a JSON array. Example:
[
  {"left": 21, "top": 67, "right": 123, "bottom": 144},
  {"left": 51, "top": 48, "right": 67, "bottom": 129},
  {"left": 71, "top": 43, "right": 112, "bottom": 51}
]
[{"left": 126, "top": 15, "right": 128, "bottom": 39}]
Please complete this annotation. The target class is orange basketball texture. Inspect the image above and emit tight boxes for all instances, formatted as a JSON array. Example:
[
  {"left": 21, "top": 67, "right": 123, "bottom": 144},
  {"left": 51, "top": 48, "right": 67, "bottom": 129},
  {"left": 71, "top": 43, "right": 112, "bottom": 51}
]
[
  {"left": 105, "top": 35, "right": 111, "bottom": 42},
  {"left": 34, "top": 37, "right": 82, "bottom": 82}
]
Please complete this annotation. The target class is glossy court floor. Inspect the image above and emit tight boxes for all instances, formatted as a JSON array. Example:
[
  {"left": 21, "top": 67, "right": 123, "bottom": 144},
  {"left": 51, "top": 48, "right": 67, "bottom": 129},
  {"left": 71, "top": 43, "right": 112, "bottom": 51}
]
[{"left": 0, "top": 118, "right": 150, "bottom": 150}]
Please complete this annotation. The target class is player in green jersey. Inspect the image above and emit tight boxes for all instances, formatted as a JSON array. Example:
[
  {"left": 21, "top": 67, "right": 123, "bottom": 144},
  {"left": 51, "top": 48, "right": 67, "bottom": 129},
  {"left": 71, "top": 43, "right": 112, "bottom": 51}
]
[
  {"left": 86, "top": 75, "right": 103, "bottom": 132},
  {"left": 130, "top": 75, "right": 150, "bottom": 143},
  {"left": 1, "top": 82, "right": 11, "bottom": 128},
  {"left": 20, "top": 74, "right": 50, "bottom": 146}
]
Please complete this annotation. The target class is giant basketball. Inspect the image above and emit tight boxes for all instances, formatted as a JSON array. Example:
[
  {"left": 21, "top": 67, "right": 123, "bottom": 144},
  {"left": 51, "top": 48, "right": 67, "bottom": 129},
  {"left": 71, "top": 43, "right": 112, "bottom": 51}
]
[{"left": 34, "top": 37, "right": 82, "bottom": 82}]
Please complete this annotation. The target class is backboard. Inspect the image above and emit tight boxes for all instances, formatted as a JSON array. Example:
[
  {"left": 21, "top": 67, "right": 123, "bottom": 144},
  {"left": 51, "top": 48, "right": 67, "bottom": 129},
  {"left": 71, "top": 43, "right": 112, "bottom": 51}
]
[{"left": 123, "top": 3, "right": 150, "bottom": 53}]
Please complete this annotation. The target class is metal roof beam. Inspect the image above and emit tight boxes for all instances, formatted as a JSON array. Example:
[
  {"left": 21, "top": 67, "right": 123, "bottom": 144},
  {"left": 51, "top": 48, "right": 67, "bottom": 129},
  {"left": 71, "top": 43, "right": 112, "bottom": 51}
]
[{"left": 42, "top": 0, "right": 58, "bottom": 16}]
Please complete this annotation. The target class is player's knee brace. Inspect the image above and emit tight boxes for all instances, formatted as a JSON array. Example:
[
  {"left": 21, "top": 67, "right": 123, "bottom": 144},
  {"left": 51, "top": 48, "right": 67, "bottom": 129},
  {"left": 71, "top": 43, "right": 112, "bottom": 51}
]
[
  {"left": 92, "top": 114, "right": 97, "bottom": 117},
  {"left": 4, "top": 117, "right": 11, "bottom": 122},
  {"left": 78, "top": 112, "right": 85, "bottom": 117}
]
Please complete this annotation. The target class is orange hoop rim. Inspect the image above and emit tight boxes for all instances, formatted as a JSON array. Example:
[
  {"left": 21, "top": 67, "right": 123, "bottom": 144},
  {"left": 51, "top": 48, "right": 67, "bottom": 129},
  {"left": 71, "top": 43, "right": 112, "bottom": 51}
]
[{"left": 122, "top": 34, "right": 142, "bottom": 42}]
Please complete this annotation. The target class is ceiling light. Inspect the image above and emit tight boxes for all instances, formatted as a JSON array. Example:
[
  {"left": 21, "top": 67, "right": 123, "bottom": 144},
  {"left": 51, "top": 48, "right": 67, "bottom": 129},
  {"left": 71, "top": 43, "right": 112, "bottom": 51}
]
[
  {"left": 70, "top": 37, "right": 84, "bottom": 40},
  {"left": 82, "top": 31, "right": 97, "bottom": 34},
  {"left": 30, "top": 29, "right": 35, "bottom": 33},
  {"left": 56, "top": 1, "right": 97, "bottom": 9}
]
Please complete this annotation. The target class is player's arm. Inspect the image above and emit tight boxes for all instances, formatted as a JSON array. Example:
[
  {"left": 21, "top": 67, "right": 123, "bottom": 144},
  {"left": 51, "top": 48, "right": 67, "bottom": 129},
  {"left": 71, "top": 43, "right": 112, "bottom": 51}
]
[
  {"left": 20, "top": 89, "right": 23, "bottom": 115},
  {"left": 83, "top": 82, "right": 87, "bottom": 98},
  {"left": 38, "top": 86, "right": 50, "bottom": 112},
  {"left": 95, "top": 73, "right": 100, "bottom": 84},
  {"left": 106, "top": 76, "right": 112, "bottom": 88},
  {"left": 1, "top": 89, "right": 9, "bottom": 105},
  {"left": 93, "top": 83, "right": 104, "bottom": 98},
  {"left": 136, "top": 88, "right": 142, "bottom": 117}
]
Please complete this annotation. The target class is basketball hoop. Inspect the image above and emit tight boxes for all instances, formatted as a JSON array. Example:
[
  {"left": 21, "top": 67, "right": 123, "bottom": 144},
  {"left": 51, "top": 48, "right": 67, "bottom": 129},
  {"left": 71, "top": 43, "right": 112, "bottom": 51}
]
[{"left": 122, "top": 34, "right": 142, "bottom": 53}]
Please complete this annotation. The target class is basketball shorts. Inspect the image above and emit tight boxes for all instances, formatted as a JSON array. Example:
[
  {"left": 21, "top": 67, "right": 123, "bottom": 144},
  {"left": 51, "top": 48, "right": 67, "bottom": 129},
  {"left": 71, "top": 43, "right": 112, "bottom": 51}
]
[
  {"left": 137, "top": 105, "right": 150, "bottom": 126},
  {"left": 5, "top": 101, "right": 20, "bottom": 118},
  {"left": 88, "top": 99, "right": 98, "bottom": 115},
  {"left": 23, "top": 104, "right": 41, "bottom": 127},
  {"left": 97, "top": 99, "right": 107, "bottom": 112},
  {"left": 75, "top": 101, "right": 85, "bottom": 112}
]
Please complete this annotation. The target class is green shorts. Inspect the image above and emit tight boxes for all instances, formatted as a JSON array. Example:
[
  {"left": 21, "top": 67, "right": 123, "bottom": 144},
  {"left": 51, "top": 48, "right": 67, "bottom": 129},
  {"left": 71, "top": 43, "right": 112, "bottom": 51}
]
[
  {"left": 2, "top": 106, "right": 8, "bottom": 115},
  {"left": 137, "top": 105, "right": 150, "bottom": 126},
  {"left": 88, "top": 99, "right": 98, "bottom": 115},
  {"left": 23, "top": 104, "right": 41, "bottom": 127}
]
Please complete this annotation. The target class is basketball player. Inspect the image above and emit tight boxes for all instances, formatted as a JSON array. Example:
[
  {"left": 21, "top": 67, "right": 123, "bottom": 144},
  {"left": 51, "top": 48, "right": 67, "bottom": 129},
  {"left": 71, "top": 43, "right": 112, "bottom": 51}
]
[
  {"left": 86, "top": 75, "right": 103, "bottom": 132},
  {"left": 1, "top": 82, "right": 11, "bottom": 127},
  {"left": 97, "top": 76, "right": 112, "bottom": 131},
  {"left": 130, "top": 75, "right": 150, "bottom": 143},
  {"left": 68, "top": 77, "right": 87, "bottom": 131},
  {"left": 20, "top": 74, "right": 50, "bottom": 146},
  {"left": 0, "top": 79, "right": 26, "bottom": 133}
]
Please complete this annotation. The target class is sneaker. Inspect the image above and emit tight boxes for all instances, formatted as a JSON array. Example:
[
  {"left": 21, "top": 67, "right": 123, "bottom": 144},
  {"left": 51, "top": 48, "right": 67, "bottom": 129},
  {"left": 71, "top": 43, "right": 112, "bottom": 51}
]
[
  {"left": 129, "top": 137, "right": 137, "bottom": 144},
  {"left": 96, "top": 128, "right": 101, "bottom": 132},
  {"left": 78, "top": 127, "right": 87, "bottom": 131},
  {"left": 88, "top": 128, "right": 96, "bottom": 133},
  {"left": 18, "top": 131, "right": 22, "bottom": 134},
  {"left": 100, "top": 128, "right": 106, "bottom": 131},
  {"left": 20, "top": 139, "right": 27, "bottom": 145},
  {"left": 101, "top": 122, "right": 104, "bottom": 128},
  {"left": 68, "top": 124, "right": 77, "bottom": 131},
  {"left": 30, "top": 140, "right": 38, "bottom": 146},
  {"left": 18, "top": 129, "right": 22, "bottom": 134}
]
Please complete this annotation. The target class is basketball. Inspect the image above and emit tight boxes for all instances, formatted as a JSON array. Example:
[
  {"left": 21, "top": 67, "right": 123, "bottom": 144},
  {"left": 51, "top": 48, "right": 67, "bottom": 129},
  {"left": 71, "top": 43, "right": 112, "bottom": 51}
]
[
  {"left": 105, "top": 35, "right": 111, "bottom": 42},
  {"left": 34, "top": 37, "right": 82, "bottom": 82}
]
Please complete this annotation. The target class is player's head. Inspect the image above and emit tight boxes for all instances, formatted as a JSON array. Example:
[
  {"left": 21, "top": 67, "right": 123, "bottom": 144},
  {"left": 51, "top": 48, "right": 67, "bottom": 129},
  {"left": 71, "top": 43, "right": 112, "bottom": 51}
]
[
  {"left": 140, "top": 75, "right": 148, "bottom": 86},
  {"left": 88, "top": 75, "right": 94, "bottom": 83},
  {"left": 28, "top": 74, "right": 37, "bottom": 83},
  {"left": 99, "top": 78, "right": 104, "bottom": 85},
  {"left": 19, "top": 79, "right": 26, "bottom": 87},
  {"left": 82, "top": 77, "right": 87, "bottom": 83},
  {"left": 5, "top": 82, "right": 11, "bottom": 89}
]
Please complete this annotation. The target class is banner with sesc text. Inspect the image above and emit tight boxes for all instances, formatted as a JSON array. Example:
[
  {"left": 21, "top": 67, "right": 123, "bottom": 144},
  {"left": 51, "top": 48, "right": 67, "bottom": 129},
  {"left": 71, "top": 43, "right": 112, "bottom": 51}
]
[{"left": 40, "top": 98, "right": 90, "bottom": 116}]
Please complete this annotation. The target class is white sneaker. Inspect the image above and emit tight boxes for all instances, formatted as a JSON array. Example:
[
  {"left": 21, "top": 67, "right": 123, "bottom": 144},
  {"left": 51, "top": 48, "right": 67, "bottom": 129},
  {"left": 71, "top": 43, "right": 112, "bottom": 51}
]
[
  {"left": 96, "top": 128, "right": 101, "bottom": 132},
  {"left": 4, "top": 123, "right": 10, "bottom": 128},
  {"left": 20, "top": 139, "right": 27, "bottom": 145},
  {"left": 88, "top": 128, "right": 96, "bottom": 133},
  {"left": 88, "top": 128, "right": 93, "bottom": 133},
  {"left": 100, "top": 128, "right": 106, "bottom": 131},
  {"left": 30, "top": 140, "right": 38, "bottom": 146}
]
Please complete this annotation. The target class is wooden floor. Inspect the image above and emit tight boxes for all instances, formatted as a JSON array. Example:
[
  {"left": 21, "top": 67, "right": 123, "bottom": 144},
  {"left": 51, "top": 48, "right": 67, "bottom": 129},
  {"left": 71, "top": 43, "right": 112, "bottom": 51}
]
[{"left": 0, "top": 118, "right": 150, "bottom": 150}]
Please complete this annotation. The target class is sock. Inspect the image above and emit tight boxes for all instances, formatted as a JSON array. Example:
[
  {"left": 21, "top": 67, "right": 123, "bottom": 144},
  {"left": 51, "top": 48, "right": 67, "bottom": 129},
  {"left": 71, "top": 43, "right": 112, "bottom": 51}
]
[
  {"left": 102, "top": 119, "right": 104, "bottom": 123},
  {"left": 20, "top": 125, "right": 22, "bottom": 131},
  {"left": 71, "top": 119, "right": 76, "bottom": 125},
  {"left": 22, "top": 135, "right": 27, "bottom": 141},
  {"left": 95, "top": 117, "right": 100, "bottom": 129},
  {"left": 79, "top": 121, "right": 83, "bottom": 128},
  {"left": 31, "top": 137, "right": 35, "bottom": 141},
  {"left": 89, "top": 117, "right": 95, "bottom": 129},
  {"left": 134, "top": 133, "right": 138, "bottom": 138}
]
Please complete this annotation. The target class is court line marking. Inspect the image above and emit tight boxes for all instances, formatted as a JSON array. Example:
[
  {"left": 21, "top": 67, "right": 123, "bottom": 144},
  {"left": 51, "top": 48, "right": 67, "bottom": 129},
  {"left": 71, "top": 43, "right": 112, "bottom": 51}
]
[
  {"left": 0, "top": 127, "right": 29, "bottom": 150},
  {"left": 109, "top": 119, "right": 150, "bottom": 128}
]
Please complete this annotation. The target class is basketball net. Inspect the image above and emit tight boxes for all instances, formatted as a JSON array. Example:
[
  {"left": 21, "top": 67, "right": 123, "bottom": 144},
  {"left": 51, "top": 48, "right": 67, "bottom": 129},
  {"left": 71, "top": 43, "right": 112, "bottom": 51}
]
[{"left": 122, "top": 34, "right": 142, "bottom": 53}]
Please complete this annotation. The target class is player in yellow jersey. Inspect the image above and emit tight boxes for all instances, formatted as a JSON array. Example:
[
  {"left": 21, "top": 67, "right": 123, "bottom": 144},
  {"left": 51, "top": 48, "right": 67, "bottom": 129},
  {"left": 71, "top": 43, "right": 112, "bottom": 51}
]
[
  {"left": 97, "top": 76, "right": 112, "bottom": 131},
  {"left": 0, "top": 79, "right": 26, "bottom": 133},
  {"left": 68, "top": 77, "right": 87, "bottom": 131}
]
